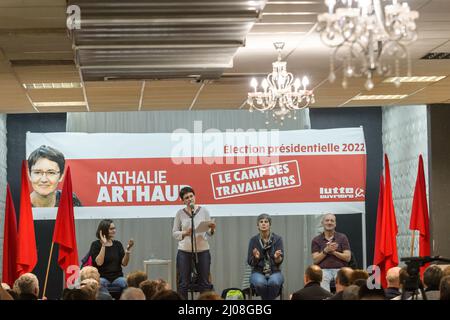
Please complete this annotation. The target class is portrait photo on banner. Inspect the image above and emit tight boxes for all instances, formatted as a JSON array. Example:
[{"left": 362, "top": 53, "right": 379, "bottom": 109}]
[{"left": 27, "top": 144, "right": 82, "bottom": 208}]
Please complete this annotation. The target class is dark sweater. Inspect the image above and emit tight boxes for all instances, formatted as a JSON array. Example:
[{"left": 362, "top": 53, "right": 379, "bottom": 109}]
[
  {"left": 247, "top": 233, "right": 284, "bottom": 275},
  {"left": 291, "top": 282, "right": 333, "bottom": 300},
  {"left": 90, "top": 240, "right": 125, "bottom": 282}
]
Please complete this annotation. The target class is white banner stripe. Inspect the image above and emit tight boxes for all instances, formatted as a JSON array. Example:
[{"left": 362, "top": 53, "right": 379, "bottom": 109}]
[
  {"left": 27, "top": 128, "right": 366, "bottom": 159},
  {"left": 32, "top": 202, "right": 365, "bottom": 220}
]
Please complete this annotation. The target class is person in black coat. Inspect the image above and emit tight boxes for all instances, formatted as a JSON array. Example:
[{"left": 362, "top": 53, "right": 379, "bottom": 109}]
[{"left": 291, "top": 265, "right": 333, "bottom": 300}]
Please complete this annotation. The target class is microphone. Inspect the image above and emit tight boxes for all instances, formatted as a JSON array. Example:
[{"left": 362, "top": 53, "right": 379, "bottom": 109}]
[{"left": 189, "top": 201, "right": 195, "bottom": 214}]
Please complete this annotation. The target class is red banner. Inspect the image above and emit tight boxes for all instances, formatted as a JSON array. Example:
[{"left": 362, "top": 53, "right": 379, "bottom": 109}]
[{"left": 26, "top": 128, "right": 366, "bottom": 219}]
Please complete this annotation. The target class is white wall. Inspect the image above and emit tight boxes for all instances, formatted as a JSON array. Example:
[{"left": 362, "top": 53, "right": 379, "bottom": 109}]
[
  {"left": 0, "top": 114, "right": 8, "bottom": 280},
  {"left": 382, "top": 105, "right": 428, "bottom": 260}
]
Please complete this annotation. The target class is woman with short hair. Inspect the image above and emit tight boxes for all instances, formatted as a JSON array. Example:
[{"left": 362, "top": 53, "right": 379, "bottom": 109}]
[
  {"left": 247, "top": 213, "right": 284, "bottom": 300},
  {"left": 172, "top": 186, "right": 216, "bottom": 299}
]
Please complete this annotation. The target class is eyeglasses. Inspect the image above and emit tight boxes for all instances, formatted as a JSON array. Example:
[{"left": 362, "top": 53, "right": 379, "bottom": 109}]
[{"left": 30, "top": 170, "right": 60, "bottom": 179}]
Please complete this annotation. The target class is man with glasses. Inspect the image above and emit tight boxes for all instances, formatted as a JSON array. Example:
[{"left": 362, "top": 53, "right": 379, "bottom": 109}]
[
  {"left": 172, "top": 186, "right": 216, "bottom": 299},
  {"left": 28, "top": 145, "right": 82, "bottom": 207}
]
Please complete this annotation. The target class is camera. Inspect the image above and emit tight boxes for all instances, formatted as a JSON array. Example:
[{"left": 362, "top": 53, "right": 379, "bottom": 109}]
[{"left": 400, "top": 256, "right": 450, "bottom": 300}]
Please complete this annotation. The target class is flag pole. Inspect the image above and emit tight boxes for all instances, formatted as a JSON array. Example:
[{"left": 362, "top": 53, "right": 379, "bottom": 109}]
[
  {"left": 42, "top": 241, "right": 55, "bottom": 299},
  {"left": 410, "top": 231, "right": 416, "bottom": 256}
]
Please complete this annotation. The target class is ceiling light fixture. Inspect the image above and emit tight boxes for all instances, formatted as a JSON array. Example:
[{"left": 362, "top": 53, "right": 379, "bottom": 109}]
[
  {"left": 23, "top": 82, "right": 83, "bottom": 89},
  {"left": 317, "top": 0, "right": 419, "bottom": 90},
  {"left": 247, "top": 42, "right": 314, "bottom": 124},
  {"left": 383, "top": 76, "right": 446, "bottom": 83},
  {"left": 352, "top": 94, "right": 408, "bottom": 100},
  {"left": 33, "top": 101, "right": 86, "bottom": 107}
]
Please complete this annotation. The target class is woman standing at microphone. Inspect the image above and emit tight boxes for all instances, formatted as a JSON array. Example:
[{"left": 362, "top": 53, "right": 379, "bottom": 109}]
[{"left": 172, "top": 186, "right": 216, "bottom": 299}]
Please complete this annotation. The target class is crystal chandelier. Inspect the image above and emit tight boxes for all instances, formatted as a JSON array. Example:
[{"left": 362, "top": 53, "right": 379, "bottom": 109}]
[
  {"left": 247, "top": 42, "right": 315, "bottom": 124},
  {"left": 317, "top": 0, "right": 419, "bottom": 90}
]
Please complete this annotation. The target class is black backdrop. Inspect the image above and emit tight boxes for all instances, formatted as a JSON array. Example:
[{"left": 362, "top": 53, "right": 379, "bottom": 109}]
[{"left": 7, "top": 113, "right": 66, "bottom": 299}]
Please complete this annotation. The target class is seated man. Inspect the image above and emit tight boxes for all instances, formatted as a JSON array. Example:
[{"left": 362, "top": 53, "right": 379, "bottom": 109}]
[
  {"left": 291, "top": 265, "right": 333, "bottom": 300},
  {"left": 328, "top": 267, "right": 353, "bottom": 300},
  {"left": 13, "top": 273, "right": 39, "bottom": 300},
  {"left": 247, "top": 214, "right": 284, "bottom": 300},
  {"left": 80, "top": 266, "right": 113, "bottom": 300},
  {"left": 384, "top": 267, "right": 401, "bottom": 299},
  {"left": 311, "top": 213, "right": 351, "bottom": 292}
]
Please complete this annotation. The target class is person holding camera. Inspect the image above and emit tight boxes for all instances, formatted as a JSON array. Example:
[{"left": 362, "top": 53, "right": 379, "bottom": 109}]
[{"left": 247, "top": 213, "right": 284, "bottom": 300}]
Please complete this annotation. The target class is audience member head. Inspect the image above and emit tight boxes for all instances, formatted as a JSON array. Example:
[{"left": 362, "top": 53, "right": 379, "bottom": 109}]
[
  {"left": 424, "top": 265, "right": 444, "bottom": 291},
  {"left": 386, "top": 266, "right": 401, "bottom": 289},
  {"left": 342, "top": 285, "right": 360, "bottom": 300},
  {"left": 440, "top": 276, "right": 450, "bottom": 300},
  {"left": 197, "top": 291, "right": 223, "bottom": 300},
  {"left": 120, "top": 287, "right": 146, "bottom": 300},
  {"left": 350, "top": 269, "right": 369, "bottom": 286},
  {"left": 335, "top": 267, "right": 353, "bottom": 292},
  {"left": 126, "top": 271, "right": 148, "bottom": 288},
  {"left": 442, "top": 266, "right": 450, "bottom": 277},
  {"left": 80, "top": 278, "right": 99, "bottom": 299},
  {"left": 80, "top": 266, "right": 101, "bottom": 282},
  {"left": 152, "top": 289, "right": 184, "bottom": 300},
  {"left": 139, "top": 279, "right": 169, "bottom": 300},
  {"left": 14, "top": 273, "right": 39, "bottom": 298},
  {"left": 359, "top": 283, "right": 386, "bottom": 300},
  {"left": 399, "top": 267, "right": 410, "bottom": 290},
  {"left": 62, "top": 288, "right": 93, "bottom": 300},
  {"left": 304, "top": 265, "right": 323, "bottom": 285}
]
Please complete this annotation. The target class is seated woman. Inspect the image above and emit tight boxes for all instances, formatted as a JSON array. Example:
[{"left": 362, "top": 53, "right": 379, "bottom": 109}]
[
  {"left": 28, "top": 145, "right": 82, "bottom": 207},
  {"left": 89, "top": 219, "right": 134, "bottom": 293},
  {"left": 247, "top": 213, "right": 284, "bottom": 300}
]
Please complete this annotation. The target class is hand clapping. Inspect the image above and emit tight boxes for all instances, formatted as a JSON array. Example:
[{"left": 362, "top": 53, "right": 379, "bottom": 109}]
[
  {"left": 253, "top": 248, "right": 260, "bottom": 259},
  {"left": 274, "top": 249, "right": 282, "bottom": 259}
]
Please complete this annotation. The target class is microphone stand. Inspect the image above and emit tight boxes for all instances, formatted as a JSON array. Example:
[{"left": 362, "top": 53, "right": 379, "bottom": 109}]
[{"left": 189, "top": 205, "right": 199, "bottom": 300}]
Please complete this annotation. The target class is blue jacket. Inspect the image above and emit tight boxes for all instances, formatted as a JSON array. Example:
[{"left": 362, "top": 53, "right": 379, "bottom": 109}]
[{"left": 247, "top": 233, "right": 284, "bottom": 275}]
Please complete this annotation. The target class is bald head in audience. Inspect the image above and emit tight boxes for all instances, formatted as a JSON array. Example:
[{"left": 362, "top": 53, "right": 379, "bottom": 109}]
[
  {"left": 304, "top": 265, "right": 323, "bottom": 285},
  {"left": 386, "top": 267, "right": 401, "bottom": 289},
  {"left": 336, "top": 267, "right": 353, "bottom": 292},
  {"left": 120, "top": 287, "right": 146, "bottom": 300}
]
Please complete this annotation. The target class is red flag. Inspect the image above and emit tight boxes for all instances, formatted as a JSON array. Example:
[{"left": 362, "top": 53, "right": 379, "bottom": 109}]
[
  {"left": 16, "top": 160, "right": 37, "bottom": 275},
  {"left": 2, "top": 184, "right": 18, "bottom": 286},
  {"left": 373, "top": 155, "right": 399, "bottom": 288},
  {"left": 52, "top": 166, "right": 79, "bottom": 284},
  {"left": 409, "top": 155, "right": 430, "bottom": 271}
]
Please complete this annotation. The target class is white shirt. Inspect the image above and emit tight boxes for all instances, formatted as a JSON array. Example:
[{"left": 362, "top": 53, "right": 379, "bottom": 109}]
[{"left": 172, "top": 206, "right": 213, "bottom": 252}]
